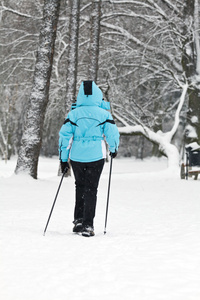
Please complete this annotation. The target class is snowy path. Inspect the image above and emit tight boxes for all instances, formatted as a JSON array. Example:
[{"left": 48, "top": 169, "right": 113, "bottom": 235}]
[{"left": 0, "top": 157, "right": 200, "bottom": 300}]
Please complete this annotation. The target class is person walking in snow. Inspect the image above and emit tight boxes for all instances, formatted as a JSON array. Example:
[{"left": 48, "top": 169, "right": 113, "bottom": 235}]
[{"left": 59, "top": 81, "right": 120, "bottom": 237}]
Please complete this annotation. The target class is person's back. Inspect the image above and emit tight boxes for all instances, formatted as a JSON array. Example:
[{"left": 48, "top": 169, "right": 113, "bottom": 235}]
[
  {"left": 59, "top": 81, "right": 119, "bottom": 163},
  {"left": 59, "top": 81, "right": 120, "bottom": 237}
]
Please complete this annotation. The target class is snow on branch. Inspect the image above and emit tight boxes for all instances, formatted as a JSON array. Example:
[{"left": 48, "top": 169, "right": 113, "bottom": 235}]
[
  {"left": 100, "top": 21, "right": 181, "bottom": 73},
  {"left": 1, "top": 2, "right": 42, "bottom": 19},
  {"left": 160, "top": 0, "right": 182, "bottom": 15},
  {"left": 146, "top": 0, "right": 167, "bottom": 19},
  {"left": 113, "top": 111, "right": 129, "bottom": 127},
  {"left": 108, "top": 1, "right": 152, "bottom": 9},
  {"left": 0, "top": 121, "right": 6, "bottom": 146},
  {"left": 166, "top": 83, "right": 188, "bottom": 141},
  {"left": 194, "top": 0, "right": 200, "bottom": 75},
  {"left": 118, "top": 123, "right": 180, "bottom": 168},
  {"left": 101, "top": 12, "right": 160, "bottom": 23},
  {"left": 116, "top": 83, "right": 189, "bottom": 169}
]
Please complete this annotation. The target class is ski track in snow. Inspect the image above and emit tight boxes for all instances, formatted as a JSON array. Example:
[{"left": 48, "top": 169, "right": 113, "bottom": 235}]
[{"left": 0, "top": 157, "right": 200, "bottom": 300}]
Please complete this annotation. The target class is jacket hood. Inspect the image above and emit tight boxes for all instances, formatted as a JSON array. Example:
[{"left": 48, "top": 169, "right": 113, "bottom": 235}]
[{"left": 76, "top": 81, "right": 103, "bottom": 107}]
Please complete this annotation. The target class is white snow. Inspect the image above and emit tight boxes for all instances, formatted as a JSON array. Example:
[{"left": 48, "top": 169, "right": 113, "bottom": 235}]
[
  {"left": 186, "top": 125, "right": 198, "bottom": 139},
  {"left": 191, "top": 116, "right": 198, "bottom": 124},
  {"left": 1, "top": 156, "right": 200, "bottom": 300},
  {"left": 186, "top": 142, "right": 200, "bottom": 151}
]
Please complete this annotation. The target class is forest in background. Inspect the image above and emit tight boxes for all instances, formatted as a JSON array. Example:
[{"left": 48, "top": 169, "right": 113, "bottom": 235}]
[{"left": 0, "top": 0, "right": 200, "bottom": 165}]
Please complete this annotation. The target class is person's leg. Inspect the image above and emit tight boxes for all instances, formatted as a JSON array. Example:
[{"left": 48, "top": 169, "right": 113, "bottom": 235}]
[
  {"left": 71, "top": 159, "right": 104, "bottom": 235},
  {"left": 82, "top": 159, "right": 104, "bottom": 227},
  {"left": 70, "top": 160, "right": 86, "bottom": 222}
]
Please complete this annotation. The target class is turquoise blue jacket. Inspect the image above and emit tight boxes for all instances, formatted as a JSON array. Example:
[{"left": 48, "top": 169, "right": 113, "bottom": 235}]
[{"left": 59, "top": 81, "right": 120, "bottom": 162}]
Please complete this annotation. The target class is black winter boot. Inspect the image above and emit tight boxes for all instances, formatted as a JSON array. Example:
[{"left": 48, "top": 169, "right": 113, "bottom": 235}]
[
  {"left": 82, "top": 225, "right": 95, "bottom": 237},
  {"left": 73, "top": 219, "right": 83, "bottom": 233}
]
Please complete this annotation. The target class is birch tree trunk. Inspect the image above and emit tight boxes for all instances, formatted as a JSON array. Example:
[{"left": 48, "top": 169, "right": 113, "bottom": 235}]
[
  {"left": 65, "top": 0, "right": 80, "bottom": 111},
  {"left": 182, "top": 0, "right": 200, "bottom": 145},
  {"left": 88, "top": 0, "right": 102, "bottom": 82},
  {"left": 15, "top": 0, "right": 61, "bottom": 179}
]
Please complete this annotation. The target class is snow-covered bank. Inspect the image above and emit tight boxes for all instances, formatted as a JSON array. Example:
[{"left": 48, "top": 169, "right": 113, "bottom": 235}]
[{"left": 0, "top": 157, "right": 200, "bottom": 300}]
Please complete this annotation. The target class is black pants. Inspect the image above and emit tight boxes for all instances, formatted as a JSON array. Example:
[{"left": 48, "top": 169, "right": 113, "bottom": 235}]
[{"left": 70, "top": 159, "right": 105, "bottom": 227}]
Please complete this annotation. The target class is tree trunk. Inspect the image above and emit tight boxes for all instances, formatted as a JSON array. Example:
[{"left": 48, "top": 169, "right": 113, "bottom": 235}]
[
  {"left": 65, "top": 0, "right": 80, "bottom": 111},
  {"left": 58, "top": 0, "right": 80, "bottom": 178},
  {"left": 182, "top": 0, "right": 200, "bottom": 145},
  {"left": 15, "top": 0, "right": 61, "bottom": 179},
  {"left": 88, "top": 0, "right": 102, "bottom": 82}
]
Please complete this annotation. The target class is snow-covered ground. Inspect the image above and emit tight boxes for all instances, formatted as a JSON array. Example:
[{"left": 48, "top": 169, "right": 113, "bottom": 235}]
[{"left": 1, "top": 156, "right": 200, "bottom": 300}]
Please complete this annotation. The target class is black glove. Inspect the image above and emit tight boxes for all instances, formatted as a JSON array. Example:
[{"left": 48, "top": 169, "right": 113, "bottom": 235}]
[
  {"left": 60, "top": 161, "right": 70, "bottom": 173},
  {"left": 110, "top": 150, "right": 118, "bottom": 158}
]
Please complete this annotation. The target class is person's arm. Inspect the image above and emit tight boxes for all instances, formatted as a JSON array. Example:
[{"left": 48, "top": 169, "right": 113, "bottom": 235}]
[
  {"left": 103, "top": 112, "right": 120, "bottom": 157},
  {"left": 59, "top": 114, "right": 74, "bottom": 162}
]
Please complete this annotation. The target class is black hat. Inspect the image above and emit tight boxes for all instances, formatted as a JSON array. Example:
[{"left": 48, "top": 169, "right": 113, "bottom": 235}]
[{"left": 83, "top": 81, "right": 93, "bottom": 96}]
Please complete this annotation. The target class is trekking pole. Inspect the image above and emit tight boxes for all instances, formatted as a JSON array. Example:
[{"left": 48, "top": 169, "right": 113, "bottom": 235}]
[
  {"left": 43, "top": 168, "right": 67, "bottom": 236},
  {"left": 104, "top": 156, "right": 113, "bottom": 235},
  {"left": 186, "top": 151, "right": 189, "bottom": 180}
]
